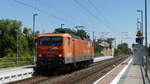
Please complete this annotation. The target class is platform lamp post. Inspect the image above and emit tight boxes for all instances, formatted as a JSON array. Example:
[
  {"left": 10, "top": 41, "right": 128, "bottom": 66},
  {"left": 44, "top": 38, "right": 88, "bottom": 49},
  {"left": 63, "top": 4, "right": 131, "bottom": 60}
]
[
  {"left": 137, "top": 10, "right": 145, "bottom": 67},
  {"left": 75, "top": 26, "right": 85, "bottom": 30},
  {"left": 0, "top": 30, "right": 2, "bottom": 47},
  {"left": 137, "top": 10, "right": 143, "bottom": 36},
  {"left": 0, "top": 30, "right": 2, "bottom": 35},
  {"left": 0, "top": 30, "right": 1, "bottom": 58},
  {"left": 144, "top": 0, "right": 148, "bottom": 77},
  {"left": 93, "top": 31, "right": 95, "bottom": 52},
  {"left": 61, "top": 24, "right": 64, "bottom": 29},
  {"left": 16, "top": 29, "right": 19, "bottom": 64},
  {"left": 33, "top": 13, "right": 38, "bottom": 64},
  {"left": 0, "top": 30, "right": 1, "bottom": 45}
]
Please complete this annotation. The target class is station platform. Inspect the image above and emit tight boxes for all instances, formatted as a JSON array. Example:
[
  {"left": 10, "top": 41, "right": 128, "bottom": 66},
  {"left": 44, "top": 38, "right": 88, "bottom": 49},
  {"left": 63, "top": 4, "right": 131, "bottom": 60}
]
[
  {"left": 0, "top": 56, "right": 113, "bottom": 84},
  {"left": 117, "top": 63, "right": 144, "bottom": 84},
  {"left": 0, "top": 65, "right": 35, "bottom": 84},
  {"left": 93, "top": 57, "right": 146, "bottom": 84},
  {"left": 94, "top": 56, "right": 113, "bottom": 62}
]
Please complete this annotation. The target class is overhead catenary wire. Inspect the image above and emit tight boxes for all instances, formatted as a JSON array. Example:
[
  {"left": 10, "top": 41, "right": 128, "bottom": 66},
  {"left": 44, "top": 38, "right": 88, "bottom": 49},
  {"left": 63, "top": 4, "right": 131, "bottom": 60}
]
[
  {"left": 37, "top": 0, "right": 99, "bottom": 32},
  {"left": 14, "top": 0, "right": 119, "bottom": 39},
  {"left": 73, "top": 0, "right": 120, "bottom": 36},
  {"left": 14, "top": 0, "right": 98, "bottom": 30},
  {"left": 37, "top": 0, "right": 76, "bottom": 23},
  {"left": 87, "top": 0, "right": 112, "bottom": 25},
  {"left": 73, "top": 0, "right": 109, "bottom": 28},
  {"left": 15, "top": 0, "right": 102, "bottom": 33},
  {"left": 87, "top": 0, "right": 98, "bottom": 12},
  {"left": 13, "top": 0, "right": 75, "bottom": 25},
  {"left": 87, "top": 0, "right": 118, "bottom": 36}
]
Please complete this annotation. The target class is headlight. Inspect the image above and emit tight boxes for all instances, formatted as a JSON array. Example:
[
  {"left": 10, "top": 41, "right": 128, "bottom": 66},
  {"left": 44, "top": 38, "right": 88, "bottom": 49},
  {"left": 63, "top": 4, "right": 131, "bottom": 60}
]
[
  {"left": 38, "top": 54, "right": 42, "bottom": 57},
  {"left": 58, "top": 54, "right": 62, "bottom": 57}
]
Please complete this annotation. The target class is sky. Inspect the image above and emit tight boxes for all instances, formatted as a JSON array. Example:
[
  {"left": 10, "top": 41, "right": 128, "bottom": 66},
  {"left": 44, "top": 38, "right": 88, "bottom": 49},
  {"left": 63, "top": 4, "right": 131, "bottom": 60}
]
[{"left": 0, "top": 0, "right": 150, "bottom": 47}]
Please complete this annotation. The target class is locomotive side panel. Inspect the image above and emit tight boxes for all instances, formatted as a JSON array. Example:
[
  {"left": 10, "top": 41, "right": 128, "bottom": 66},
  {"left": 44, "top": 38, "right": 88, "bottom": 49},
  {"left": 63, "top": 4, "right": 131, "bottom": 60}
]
[{"left": 63, "top": 37, "right": 94, "bottom": 64}]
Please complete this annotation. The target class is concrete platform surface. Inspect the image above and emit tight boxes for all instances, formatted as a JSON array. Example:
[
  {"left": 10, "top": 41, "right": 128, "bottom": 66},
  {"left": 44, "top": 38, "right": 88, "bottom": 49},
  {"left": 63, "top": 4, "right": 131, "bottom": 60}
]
[
  {"left": 93, "top": 57, "right": 145, "bottom": 84},
  {"left": 117, "top": 63, "right": 144, "bottom": 84},
  {"left": 94, "top": 56, "right": 113, "bottom": 62},
  {"left": 93, "top": 57, "right": 132, "bottom": 84},
  {"left": 0, "top": 65, "right": 35, "bottom": 83},
  {"left": 0, "top": 65, "right": 35, "bottom": 73}
]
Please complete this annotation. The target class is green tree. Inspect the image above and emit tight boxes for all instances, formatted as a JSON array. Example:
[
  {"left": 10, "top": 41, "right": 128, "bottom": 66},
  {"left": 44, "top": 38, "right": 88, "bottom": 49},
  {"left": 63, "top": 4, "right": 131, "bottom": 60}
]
[
  {"left": 0, "top": 19, "right": 39, "bottom": 59},
  {"left": 93, "top": 39, "right": 104, "bottom": 56},
  {"left": 115, "top": 43, "right": 131, "bottom": 55},
  {"left": 0, "top": 19, "right": 22, "bottom": 57},
  {"left": 53, "top": 28, "right": 90, "bottom": 39},
  {"left": 0, "top": 19, "right": 40, "bottom": 68},
  {"left": 76, "top": 29, "right": 90, "bottom": 39},
  {"left": 53, "top": 28, "right": 76, "bottom": 34}
]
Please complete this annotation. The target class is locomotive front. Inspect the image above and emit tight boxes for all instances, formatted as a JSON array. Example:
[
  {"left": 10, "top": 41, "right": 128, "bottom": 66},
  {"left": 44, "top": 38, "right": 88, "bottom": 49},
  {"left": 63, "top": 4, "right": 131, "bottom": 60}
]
[{"left": 36, "top": 34, "right": 65, "bottom": 70}]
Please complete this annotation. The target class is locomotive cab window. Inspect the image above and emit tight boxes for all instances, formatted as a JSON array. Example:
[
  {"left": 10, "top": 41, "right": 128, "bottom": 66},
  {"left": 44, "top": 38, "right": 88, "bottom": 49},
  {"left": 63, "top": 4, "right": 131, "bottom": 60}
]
[
  {"left": 39, "top": 36, "right": 62, "bottom": 46},
  {"left": 68, "top": 37, "right": 70, "bottom": 46}
]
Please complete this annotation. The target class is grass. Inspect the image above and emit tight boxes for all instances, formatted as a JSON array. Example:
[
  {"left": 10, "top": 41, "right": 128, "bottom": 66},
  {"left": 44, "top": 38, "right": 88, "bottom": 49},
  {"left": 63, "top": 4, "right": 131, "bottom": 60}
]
[
  {"left": 0, "top": 57, "right": 33, "bottom": 68},
  {"left": 0, "top": 62, "right": 33, "bottom": 68}
]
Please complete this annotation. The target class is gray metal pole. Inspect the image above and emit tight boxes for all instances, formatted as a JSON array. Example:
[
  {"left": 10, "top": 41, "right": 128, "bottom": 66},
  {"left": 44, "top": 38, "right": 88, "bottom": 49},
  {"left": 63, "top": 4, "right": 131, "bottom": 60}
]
[
  {"left": 61, "top": 24, "right": 64, "bottom": 29},
  {"left": 141, "top": 10, "right": 144, "bottom": 45},
  {"left": 141, "top": 11, "right": 143, "bottom": 36},
  {"left": 93, "top": 31, "right": 95, "bottom": 52},
  {"left": 137, "top": 10, "right": 144, "bottom": 37},
  {"left": 0, "top": 30, "right": 2, "bottom": 35},
  {"left": 137, "top": 18, "right": 141, "bottom": 31},
  {"left": 33, "top": 13, "right": 38, "bottom": 64},
  {"left": 16, "top": 30, "right": 18, "bottom": 64},
  {"left": 93, "top": 31, "right": 95, "bottom": 42},
  {"left": 145, "top": 0, "right": 148, "bottom": 77}
]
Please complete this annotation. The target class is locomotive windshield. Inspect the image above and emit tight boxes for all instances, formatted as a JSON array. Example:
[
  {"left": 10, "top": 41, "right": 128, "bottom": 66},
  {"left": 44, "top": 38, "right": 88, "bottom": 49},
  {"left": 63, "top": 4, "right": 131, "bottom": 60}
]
[{"left": 39, "top": 36, "right": 62, "bottom": 46}]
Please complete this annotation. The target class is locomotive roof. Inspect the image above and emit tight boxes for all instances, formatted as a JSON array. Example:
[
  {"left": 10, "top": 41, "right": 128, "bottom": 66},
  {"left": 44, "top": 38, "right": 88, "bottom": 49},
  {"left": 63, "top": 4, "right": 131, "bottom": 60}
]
[
  {"left": 38, "top": 33, "right": 91, "bottom": 41},
  {"left": 38, "top": 33, "right": 71, "bottom": 37}
]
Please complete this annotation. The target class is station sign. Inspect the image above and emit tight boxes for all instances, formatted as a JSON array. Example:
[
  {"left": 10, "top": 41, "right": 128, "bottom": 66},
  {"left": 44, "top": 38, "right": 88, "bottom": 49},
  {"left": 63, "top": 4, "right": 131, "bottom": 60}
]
[
  {"left": 136, "top": 37, "right": 143, "bottom": 44},
  {"left": 136, "top": 31, "right": 142, "bottom": 36}
]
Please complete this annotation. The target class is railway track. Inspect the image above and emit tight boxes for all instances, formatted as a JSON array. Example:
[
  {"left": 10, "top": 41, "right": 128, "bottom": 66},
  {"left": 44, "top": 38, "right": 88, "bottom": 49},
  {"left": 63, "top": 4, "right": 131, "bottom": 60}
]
[{"left": 10, "top": 56, "right": 129, "bottom": 84}]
